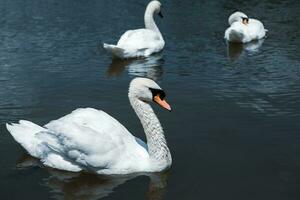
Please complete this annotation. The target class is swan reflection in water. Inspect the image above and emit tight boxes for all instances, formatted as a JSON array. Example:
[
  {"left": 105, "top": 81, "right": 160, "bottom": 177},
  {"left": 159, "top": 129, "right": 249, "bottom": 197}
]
[
  {"left": 107, "top": 53, "right": 164, "bottom": 81},
  {"left": 17, "top": 154, "right": 169, "bottom": 200},
  {"left": 227, "top": 39, "right": 264, "bottom": 61}
]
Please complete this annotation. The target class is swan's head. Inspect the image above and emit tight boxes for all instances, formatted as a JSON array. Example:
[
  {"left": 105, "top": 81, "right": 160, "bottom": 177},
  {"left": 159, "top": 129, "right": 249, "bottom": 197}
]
[
  {"left": 228, "top": 11, "right": 249, "bottom": 25},
  {"left": 129, "top": 77, "right": 171, "bottom": 111},
  {"left": 147, "top": 0, "right": 163, "bottom": 18}
]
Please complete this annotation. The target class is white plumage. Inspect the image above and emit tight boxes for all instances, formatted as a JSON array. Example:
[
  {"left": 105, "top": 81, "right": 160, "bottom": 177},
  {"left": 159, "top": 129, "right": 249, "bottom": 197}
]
[
  {"left": 103, "top": 1, "right": 165, "bottom": 59},
  {"left": 225, "top": 11, "right": 266, "bottom": 43},
  {"left": 6, "top": 78, "right": 172, "bottom": 174}
]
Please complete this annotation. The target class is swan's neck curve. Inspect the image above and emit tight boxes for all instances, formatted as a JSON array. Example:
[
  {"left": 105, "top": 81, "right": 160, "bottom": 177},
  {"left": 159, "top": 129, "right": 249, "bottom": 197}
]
[
  {"left": 129, "top": 95, "right": 171, "bottom": 167},
  {"left": 144, "top": 6, "right": 163, "bottom": 39}
]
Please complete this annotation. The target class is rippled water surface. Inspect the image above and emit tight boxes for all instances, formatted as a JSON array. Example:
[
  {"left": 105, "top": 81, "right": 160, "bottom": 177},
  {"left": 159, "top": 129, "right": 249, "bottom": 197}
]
[{"left": 1, "top": 0, "right": 300, "bottom": 199}]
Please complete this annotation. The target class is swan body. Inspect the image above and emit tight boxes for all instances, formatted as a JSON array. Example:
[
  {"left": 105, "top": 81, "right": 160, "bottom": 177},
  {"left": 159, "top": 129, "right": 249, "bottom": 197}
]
[
  {"left": 6, "top": 78, "right": 172, "bottom": 174},
  {"left": 225, "top": 12, "right": 266, "bottom": 43},
  {"left": 103, "top": 1, "right": 164, "bottom": 59}
]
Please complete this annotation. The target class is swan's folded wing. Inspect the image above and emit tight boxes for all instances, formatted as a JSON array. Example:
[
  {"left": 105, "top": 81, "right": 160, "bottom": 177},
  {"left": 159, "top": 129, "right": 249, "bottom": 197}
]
[
  {"left": 248, "top": 19, "right": 266, "bottom": 40},
  {"left": 36, "top": 124, "right": 125, "bottom": 171},
  {"left": 117, "top": 29, "right": 163, "bottom": 50},
  {"left": 40, "top": 108, "right": 148, "bottom": 171}
]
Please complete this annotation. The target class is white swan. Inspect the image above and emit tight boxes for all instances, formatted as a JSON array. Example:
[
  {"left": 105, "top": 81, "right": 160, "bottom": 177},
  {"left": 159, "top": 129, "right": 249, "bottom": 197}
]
[
  {"left": 6, "top": 78, "right": 172, "bottom": 174},
  {"left": 103, "top": 0, "right": 165, "bottom": 59},
  {"left": 224, "top": 11, "right": 266, "bottom": 43}
]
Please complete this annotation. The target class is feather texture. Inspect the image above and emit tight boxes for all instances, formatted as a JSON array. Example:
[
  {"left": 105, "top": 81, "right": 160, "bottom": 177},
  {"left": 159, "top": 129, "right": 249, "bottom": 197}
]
[
  {"left": 6, "top": 78, "right": 172, "bottom": 174},
  {"left": 225, "top": 12, "right": 266, "bottom": 43},
  {"left": 103, "top": 1, "right": 164, "bottom": 59}
]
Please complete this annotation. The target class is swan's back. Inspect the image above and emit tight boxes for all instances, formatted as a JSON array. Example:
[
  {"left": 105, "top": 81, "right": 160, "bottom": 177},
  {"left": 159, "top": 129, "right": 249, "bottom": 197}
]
[
  {"left": 225, "top": 18, "right": 266, "bottom": 43},
  {"left": 104, "top": 29, "right": 165, "bottom": 58},
  {"left": 117, "top": 29, "right": 164, "bottom": 51},
  {"left": 247, "top": 19, "right": 266, "bottom": 40}
]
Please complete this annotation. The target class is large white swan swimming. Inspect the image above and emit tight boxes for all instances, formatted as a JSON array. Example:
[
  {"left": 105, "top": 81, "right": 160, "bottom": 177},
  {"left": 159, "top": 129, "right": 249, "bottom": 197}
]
[
  {"left": 6, "top": 78, "right": 172, "bottom": 174},
  {"left": 224, "top": 11, "right": 266, "bottom": 43},
  {"left": 103, "top": 1, "right": 165, "bottom": 59}
]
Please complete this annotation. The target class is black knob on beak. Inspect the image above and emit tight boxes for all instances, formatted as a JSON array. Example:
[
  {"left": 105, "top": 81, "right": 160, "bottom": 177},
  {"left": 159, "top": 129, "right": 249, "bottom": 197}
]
[{"left": 158, "top": 11, "right": 163, "bottom": 18}]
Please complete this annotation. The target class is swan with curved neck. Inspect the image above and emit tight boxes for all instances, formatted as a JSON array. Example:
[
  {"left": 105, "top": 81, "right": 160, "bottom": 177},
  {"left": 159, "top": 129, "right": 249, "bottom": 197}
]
[
  {"left": 103, "top": 1, "right": 165, "bottom": 59},
  {"left": 129, "top": 78, "right": 171, "bottom": 166},
  {"left": 6, "top": 77, "right": 172, "bottom": 174},
  {"left": 224, "top": 11, "right": 266, "bottom": 43}
]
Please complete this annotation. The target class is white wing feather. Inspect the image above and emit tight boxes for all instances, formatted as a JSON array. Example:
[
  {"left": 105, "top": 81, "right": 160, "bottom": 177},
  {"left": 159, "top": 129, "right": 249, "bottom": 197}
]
[
  {"left": 225, "top": 19, "right": 266, "bottom": 43},
  {"left": 104, "top": 29, "right": 164, "bottom": 58},
  {"left": 117, "top": 29, "right": 163, "bottom": 50},
  {"left": 7, "top": 108, "right": 149, "bottom": 174}
]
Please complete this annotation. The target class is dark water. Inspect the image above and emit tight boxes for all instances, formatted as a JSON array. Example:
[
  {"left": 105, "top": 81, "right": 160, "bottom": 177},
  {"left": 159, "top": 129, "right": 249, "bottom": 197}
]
[{"left": 1, "top": 0, "right": 300, "bottom": 199}]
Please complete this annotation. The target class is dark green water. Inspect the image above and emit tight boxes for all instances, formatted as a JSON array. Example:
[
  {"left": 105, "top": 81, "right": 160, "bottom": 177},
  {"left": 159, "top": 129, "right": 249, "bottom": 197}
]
[{"left": 0, "top": 0, "right": 300, "bottom": 199}]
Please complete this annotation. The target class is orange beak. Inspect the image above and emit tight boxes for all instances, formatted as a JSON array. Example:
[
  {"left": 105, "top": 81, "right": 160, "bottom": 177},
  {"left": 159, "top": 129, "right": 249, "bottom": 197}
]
[{"left": 154, "top": 95, "right": 171, "bottom": 111}]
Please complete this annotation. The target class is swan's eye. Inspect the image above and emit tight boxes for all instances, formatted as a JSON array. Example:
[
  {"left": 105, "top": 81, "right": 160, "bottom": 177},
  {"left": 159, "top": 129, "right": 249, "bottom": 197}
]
[
  {"left": 149, "top": 88, "right": 166, "bottom": 100},
  {"left": 241, "top": 17, "right": 249, "bottom": 24}
]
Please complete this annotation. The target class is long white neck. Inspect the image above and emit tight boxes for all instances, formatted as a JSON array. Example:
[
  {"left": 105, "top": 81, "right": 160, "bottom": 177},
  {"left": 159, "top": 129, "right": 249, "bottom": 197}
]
[
  {"left": 129, "top": 95, "right": 171, "bottom": 166},
  {"left": 144, "top": 6, "right": 163, "bottom": 39}
]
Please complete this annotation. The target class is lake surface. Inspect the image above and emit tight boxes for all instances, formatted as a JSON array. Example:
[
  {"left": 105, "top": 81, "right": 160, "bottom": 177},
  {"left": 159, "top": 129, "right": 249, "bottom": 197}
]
[{"left": 1, "top": 0, "right": 300, "bottom": 199}]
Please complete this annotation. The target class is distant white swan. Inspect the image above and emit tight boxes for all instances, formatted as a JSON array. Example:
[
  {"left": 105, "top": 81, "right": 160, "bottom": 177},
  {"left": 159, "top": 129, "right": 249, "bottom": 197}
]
[
  {"left": 103, "top": 0, "right": 165, "bottom": 59},
  {"left": 6, "top": 78, "right": 172, "bottom": 174},
  {"left": 224, "top": 11, "right": 266, "bottom": 43}
]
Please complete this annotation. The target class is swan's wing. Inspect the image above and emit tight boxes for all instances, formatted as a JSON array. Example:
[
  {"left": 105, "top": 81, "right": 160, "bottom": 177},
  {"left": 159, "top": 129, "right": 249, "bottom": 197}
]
[
  {"left": 117, "top": 29, "right": 164, "bottom": 50},
  {"left": 6, "top": 120, "right": 83, "bottom": 172},
  {"left": 103, "top": 43, "right": 126, "bottom": 58},
  {"left": 41, "top": 108, "right": 149, "bottom": 172},
  {"left": 248, "top": 19, "right": 266, "bottom": 40},
  {"left": 224, "top": 20, "right": 266, "bottom": 43}
]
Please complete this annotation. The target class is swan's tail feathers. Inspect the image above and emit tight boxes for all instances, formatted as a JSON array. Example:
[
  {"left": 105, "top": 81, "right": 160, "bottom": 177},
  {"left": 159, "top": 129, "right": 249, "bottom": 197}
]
[
  {"left": 103, "top": 43, "right": 126, "bottom": 59},
  {"left": 228, "top": 29, "right": 244, "bottom": 43},
  {"left": 6, "top": 120, "right": 45, "bottom": 158}
]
